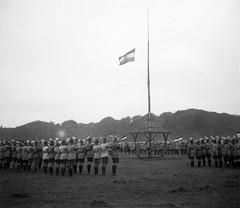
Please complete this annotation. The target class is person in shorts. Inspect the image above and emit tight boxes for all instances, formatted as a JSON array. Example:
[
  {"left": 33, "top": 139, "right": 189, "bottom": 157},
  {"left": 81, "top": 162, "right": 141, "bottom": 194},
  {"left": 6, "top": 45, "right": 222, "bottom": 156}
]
[
  {"left": 54, "top": 140, "right": 61, "bottom": 176},
  {"left": 187, "top": 138, "right": 196, "bottom": 168},
  {"left": 93, "top": 139, "right": 101, "bottom": 175},
  {"left": 85, "top": 137, "right": 94, "bottom": 174},
  {"left": 110, "top": 136, "right": 121, "bottom": 175},
  {"left": 59, "top": 140, "right": 68, "bottom": 176},
  {"left": 100, "top": 137, "right": 110, "bottom": 175},
  {"left": 67, "top": 138, "right": 78, "bottom": 177},
  {"left": 77, "top": 139, "right": 85, "bottom": 174}
]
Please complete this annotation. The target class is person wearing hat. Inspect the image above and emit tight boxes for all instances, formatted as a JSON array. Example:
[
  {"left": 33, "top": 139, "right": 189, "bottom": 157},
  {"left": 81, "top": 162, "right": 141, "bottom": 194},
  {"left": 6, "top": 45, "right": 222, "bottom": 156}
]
[
  {"left": 54, "top": 141, "right": 61, "bottom": 176},
  {"left": 77, "top": 139, "right": 85, "bottom": 174},
  {"left": 93, "top": 139, "right": 101, "bottom": 175},
  {"left": 48, "top": 139, "right": 55, "bottom": 175},
  {"left": 3, "top": 140, "right": 11, "bottom": 170},
  {"left": 59, "top": 140, "right": 68, "bottom": 176},
  {"left": 33, "top": 141, "right": 40, "bottom": 173},
  {"left": 236, "top": 137, "right": 240, "bottom": 168},
  {"left": 217, "top": 138, "right": 224, "bottom": 168},
  {"left": 22, "top": 141, "right": 28, "bottom": 172},
  {"left": 187, "top": 138, "right": 196, "bottom": 167},
  {"left": 222, "top": 138, "right": 231, "bottom": 168},
  {"left": 110, "top": 136, "right": 121, "bottom": 175},
  {"left": 230, "top": 138, "right": 237, "bottom": 168},
  {"left": 16, "top": 142, "right": 23, "bottom": 171},
  {"left": 10, "top": 141, "right": 17, "bottom": 171},
  {"left": 195, "top": 140, "right": 202, "bottom": 167},
  {"left": 205, "top": 137, "right": 212, "bottom": 166},
  {"left": 0, "top": 141, "right": 3, "bottom": 169},
  {"left": 100, "top": 137, "right": 110, "bottom": 175},
  {"left": 200, "top": 139, "right": 207, "bottom": 166},
  {"left": 211, "top": 138, "right": 219, "bottom": 168},
  {"left": 85, "top": 137, "right": 94, "bottom": 174},
  {"left": 27, "top": 141, "right": 34, "bottom": 172},
  {"left": 67, "top": 138, "right": 78, "bottom": 177},
  {"left": 42, "top": 140, "right": 49, "bottom": 174}
]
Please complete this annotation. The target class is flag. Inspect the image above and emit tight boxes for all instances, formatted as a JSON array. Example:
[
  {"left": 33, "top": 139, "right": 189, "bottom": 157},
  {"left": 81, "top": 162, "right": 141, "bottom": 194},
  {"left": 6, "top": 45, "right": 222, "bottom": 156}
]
[
  {"left": 121, "top": 135, "right": 127, "bottom": 141},
  {"left": 173, "top": 137, "right": 182, "bottom": 142},
  {"left": 119, "top": 49, "right": 135, "bottom": 65}
]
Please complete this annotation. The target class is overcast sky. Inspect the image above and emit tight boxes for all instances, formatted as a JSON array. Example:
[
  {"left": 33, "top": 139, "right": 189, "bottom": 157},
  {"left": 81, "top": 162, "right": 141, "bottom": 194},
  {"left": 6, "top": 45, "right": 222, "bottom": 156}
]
[{"left": 0, "top": 0, "right": 239, "bottom": 127}]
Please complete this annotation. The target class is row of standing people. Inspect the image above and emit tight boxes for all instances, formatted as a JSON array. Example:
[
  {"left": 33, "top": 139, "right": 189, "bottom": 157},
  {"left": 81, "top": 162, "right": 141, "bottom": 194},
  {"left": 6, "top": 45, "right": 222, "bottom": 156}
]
[
  {"left": 0, "top": 136, "right": 122, "bottom": 177},
  {"left": 187, "top": 136, "right": 240, "bottom": 168}
]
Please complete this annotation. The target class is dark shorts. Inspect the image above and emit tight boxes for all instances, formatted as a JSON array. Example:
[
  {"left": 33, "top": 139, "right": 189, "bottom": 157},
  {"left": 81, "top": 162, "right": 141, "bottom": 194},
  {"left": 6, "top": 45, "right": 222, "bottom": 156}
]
[
  {"left": 78, "top": 158, "right": 85, "bottom": 163},
  {"left": 3, "top": 157, "right": 10, "bottom": 162},
  {"left": 112, "top": 158, "right": 119, "bottom": 164},
  {"left": 101, "top": 157, "right": 108, "bottom": 164},
  {"left": 17, "top": 158, "right": 22, "bottom": 164},
  {"left": 48, "top": 158, "right": 55, "bottom": 163},
  {"left": 196, "top": 156, "right": 201, "bottom": 160},
  {"left": 87, "top": 157, "right": 93, "bottom": 162},
  {"left": 28, "top": 158, "right": 33, "bottom": 163},
  {"left": 12, "top": 157, "right": 17, "bottom": 162},
  {"left": 55, "top": 159, "right": 60, "bottom": 164},
  {"left": 22, "top": 159, "right": 28, "bottom": 164},
  {"left": 43, "top": 159, "right": 49, "bottom": 164},
  {"left": 60, "top": 159, "right": 67, "bottom": 165},
  {"left": 94, "top": 158, "right": 101, "bottom": 165}
]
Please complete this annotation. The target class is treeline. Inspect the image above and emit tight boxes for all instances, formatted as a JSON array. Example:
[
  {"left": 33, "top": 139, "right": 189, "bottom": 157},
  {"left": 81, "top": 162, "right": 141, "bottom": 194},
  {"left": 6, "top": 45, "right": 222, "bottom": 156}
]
[{"left": 0, "top": 109, "right": 239, "bottom": 141}]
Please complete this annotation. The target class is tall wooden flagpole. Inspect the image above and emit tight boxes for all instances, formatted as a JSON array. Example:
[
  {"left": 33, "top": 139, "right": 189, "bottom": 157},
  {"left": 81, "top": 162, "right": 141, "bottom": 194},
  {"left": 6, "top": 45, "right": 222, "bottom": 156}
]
[
  {"left": 147, "top": 8, "right": 151, "bottom": 131},
  {"left": 147, "top": 8, "right": 152, "bottom": 157}
]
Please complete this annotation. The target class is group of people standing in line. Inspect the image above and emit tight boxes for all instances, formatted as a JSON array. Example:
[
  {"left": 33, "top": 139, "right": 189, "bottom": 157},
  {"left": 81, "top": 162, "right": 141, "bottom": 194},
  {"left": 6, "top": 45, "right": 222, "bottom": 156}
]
[
  {"left": 187, "top": 135, "right": 240, "bottom": 168},
  {"left": 0, "top": 136, "right": 121, "bottom": 177}
]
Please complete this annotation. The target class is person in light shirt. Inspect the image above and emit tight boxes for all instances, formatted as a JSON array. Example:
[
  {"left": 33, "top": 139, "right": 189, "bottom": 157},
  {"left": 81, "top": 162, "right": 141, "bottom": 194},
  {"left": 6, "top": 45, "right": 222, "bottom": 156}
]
[
  {"left": 54, "top": 141, "right": 61, "bottom": 176},
  {"left": 93, "top": 139, "right": 101, "bottom": 175},
  {"left": 77, "top": 139, "right": 85, "bottom": 174},
  {"left": 100, "top": 137, "right": 110, "bottom": 175},
  {"left": 59, "top": 140, "right": 68, "bottom": 176},
  {"left": 42, "top": 140, "right": 49, "bottom": 174},
  {"left": 85, "top": 137, "right": 94, "bottom": 174},
  {"left": 67, "top": 138, "right": 78, "bottom": 177}
]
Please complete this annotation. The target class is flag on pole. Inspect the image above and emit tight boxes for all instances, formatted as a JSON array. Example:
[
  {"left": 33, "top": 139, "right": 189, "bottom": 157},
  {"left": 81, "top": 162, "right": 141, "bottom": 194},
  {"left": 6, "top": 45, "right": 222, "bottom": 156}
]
[
  {"left": 119, "top": 49, "right": 135, "bottom": 65},
  {"left": 121, "top": 135, "right": 127, "bottom": 141}
]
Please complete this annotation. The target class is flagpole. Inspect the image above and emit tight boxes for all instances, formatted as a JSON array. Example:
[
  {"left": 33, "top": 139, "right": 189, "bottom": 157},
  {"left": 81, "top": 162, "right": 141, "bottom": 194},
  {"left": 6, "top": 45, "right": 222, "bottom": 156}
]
[{"left": 147, "top": 8, "right": 151, "bottom": 131}]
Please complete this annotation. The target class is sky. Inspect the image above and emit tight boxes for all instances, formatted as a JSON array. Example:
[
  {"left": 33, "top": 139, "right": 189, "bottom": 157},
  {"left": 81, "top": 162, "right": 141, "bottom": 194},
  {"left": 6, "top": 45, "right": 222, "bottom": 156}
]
[{"left": 0, "top": 0, "right": 239, "bottom": 127}]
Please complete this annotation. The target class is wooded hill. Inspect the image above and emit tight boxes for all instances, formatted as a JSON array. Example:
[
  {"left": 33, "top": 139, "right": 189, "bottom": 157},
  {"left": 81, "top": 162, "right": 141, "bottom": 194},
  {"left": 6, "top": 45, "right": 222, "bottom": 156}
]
[{"left": 0, "top": 109, "right": 239, "bottom": 141}]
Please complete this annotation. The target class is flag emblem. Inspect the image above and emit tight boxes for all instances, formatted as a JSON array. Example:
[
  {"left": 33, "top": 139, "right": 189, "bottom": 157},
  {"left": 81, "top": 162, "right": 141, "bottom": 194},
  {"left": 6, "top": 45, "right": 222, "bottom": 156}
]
[{"left": 119, "top": 49, "right": 135, "bottom": 65}]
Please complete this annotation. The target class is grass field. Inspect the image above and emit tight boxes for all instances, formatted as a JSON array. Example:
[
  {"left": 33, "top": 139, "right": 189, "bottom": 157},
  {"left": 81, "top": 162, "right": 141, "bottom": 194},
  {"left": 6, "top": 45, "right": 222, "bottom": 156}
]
[{"left": 0, "top": 154, "right": 239, "bottom": 208}]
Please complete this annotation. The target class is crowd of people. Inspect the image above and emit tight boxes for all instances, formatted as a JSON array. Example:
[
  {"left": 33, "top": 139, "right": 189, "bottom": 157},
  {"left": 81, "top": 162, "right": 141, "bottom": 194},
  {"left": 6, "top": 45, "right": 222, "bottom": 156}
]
[
  {"left": 0, "top": 136, "right": 121, "bottom": 177},
  {"left": 187, "top": 136, "right": 240, "bottom": 168}
]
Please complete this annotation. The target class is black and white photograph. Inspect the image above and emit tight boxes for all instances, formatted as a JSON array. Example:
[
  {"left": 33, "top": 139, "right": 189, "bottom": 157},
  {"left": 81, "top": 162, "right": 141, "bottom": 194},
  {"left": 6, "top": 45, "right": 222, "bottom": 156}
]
[{"left": 0, "top": 0, "right": 239, "bottom": 207}]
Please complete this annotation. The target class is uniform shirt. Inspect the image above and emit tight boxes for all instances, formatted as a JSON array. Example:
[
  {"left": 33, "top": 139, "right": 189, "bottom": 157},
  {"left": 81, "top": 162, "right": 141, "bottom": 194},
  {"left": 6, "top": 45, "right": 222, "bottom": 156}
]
[
  {"left": 12, "top": 145, "right": 17, "bottom": 158},
  {"left": 3, "top": 144, "right": 11, "bottom": 158},
  {"left": 59, "top": 145, "right": 68, "bottom": 160},
  {"left": 22, "top": 145, "right": 28, "bottom": 160},
  {"left": 48, "top": 145, "right": 55, "bottom": 159},
  {"left": 187, "top": 143, "right": 196, "bottom": 157},
  {"left": 67, "top": 144, "right": 77, "bottom": 160},
  {"left": 42, "top": 146, "right": 49, "bottom": 160},
  {"left": 33, "top": 145, "right": 40, "bottom": 159},
  {"left": 110, "top": 142, "right": 121, "bottom": 159},
  {"left": 195, "top": 143, "right": 202, "bottom": 157},
  {"left": 54, "top": 146, "right": 60, "bottom": 160},
  {"left": 85, "top": 143, "right": 94, "bottom": 158},
  {"left": 0, "top": 145, "right": 4, "bottom": 159},
  {"left": 27, "top": 145, "right": 34, "bottom": 159},
  {"left": 211, "top": 143, "right": 218, "bottom": 156},
  {"left": 16, "top": 146, "right": 22, "bottom": 159},
  {"left": 100, "top": 143, "right": 110, "bottom": 158},
  {"left": 93, "top": 144, "right": 101, "bottom": 159},
  {"left": 222, "top": 143, "right": 231, "bottom": 156},
  {"left": 77, "top": 144, "right": 85, "bottom": 159}
]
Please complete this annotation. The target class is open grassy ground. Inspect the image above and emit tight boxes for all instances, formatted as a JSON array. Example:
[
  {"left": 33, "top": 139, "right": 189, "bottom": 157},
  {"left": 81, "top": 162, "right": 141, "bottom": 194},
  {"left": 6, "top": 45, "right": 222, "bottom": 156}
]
[{"left": 0, "top": 154, "right": 239, "bottom": 208}]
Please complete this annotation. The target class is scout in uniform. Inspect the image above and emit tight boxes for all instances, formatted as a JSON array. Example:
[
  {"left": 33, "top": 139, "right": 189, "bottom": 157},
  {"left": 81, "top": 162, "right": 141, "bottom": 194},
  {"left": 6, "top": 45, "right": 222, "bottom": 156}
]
[
  {"left": 100, "top": 137, "right": 110, "bottom": 175},
  {"left": 47, "top": 140, "right": 55, "bottom": 175},
  {"left": 222, "top": 138, "right": 231, "bottom": 168},
  {"left": 217, "top": 138, "right": 223, "bottom": 168},
  {"left": 211, "top": 138, "right": 219, "bottom": 168},
  {"left": 33, "top": 141, "right": 40, "bottom": 173},
  {"left": 93, "top": 139, "right": 101, "bottom": 175},
  {"left": 16, "top": 142, "right": 23, "bottom": 171},
  {"left": 230, "top": 138, "right": 237, "bottom": 168},
  {"left": 85, "top": 137, "right": 94, "bottom": 174},
  {"left": 54, "top": 141, "right": 61, "bottom": 176},
  {"left": 110, "top": 136, "right": 121, "bottom": 175},
  {"left": 205, "top": 137, "right": 212, "bottom": 166},
  {"left": 200, "top": 139, "right": 207, "bottom": 166},
  {"left": 67, "top": 138, "right": 78, "bottom": 177},
  {"left": 77, "top": 139, "right": 85, "bottom": 174},
  {"left": 11, "top": 141, "right": 17, "bottom": 171},
  {"left": 195, "top": 140, "right": 202, "bottom": 167},
  {"left": 22, "top": 141, "right": 28, "bottom": 172},
  {"left": 27, "top": 141, "right": 34, "bottom": 172},
  {"left": 59, "top": 140, "right": 68, "bottom": 176},
  {"left": 187, "top": 138, "right": 195, "bottom": 167},
  {"left": 0, "top": 141, "right": 3, "bottom": 169},
  {"left": 42, "top": 140, "right": 49, "bottom": 174}
]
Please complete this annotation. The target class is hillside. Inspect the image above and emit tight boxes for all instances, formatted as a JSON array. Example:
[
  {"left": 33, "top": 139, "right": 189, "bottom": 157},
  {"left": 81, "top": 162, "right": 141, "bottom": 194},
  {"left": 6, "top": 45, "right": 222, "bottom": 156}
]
[{"left": 0, "top": 109, "right": 239, "bottom": 141}]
